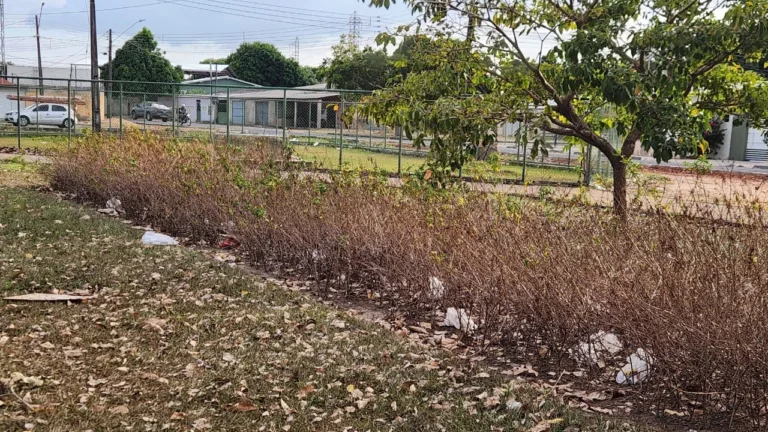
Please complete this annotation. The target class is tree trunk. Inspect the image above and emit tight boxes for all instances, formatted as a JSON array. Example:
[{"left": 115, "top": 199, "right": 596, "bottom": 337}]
[{"left": 611, "top": 159, "right": 628, "bottom": 219}]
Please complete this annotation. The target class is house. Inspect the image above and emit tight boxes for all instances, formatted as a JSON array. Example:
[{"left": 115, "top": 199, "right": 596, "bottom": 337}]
[
  {"left": 210, "top": 83, "right": 342, "bottom": 127},
  {"left": 177, "top": 77, "right": 261, "bottom": 123},
  {"left": 717, "top": 116, "right": 768, "bottom": 161}
]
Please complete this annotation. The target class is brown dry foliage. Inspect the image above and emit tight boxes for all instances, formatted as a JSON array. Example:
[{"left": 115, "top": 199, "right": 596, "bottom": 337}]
[{"left": 49, "top": 132, "right": 768, "bottom": 428}]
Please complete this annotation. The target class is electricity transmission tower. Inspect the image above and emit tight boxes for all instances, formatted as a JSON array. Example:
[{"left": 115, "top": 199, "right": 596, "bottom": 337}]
[
  {"left": 348, "top": 11, "right": 363, "bottom": 49},
  {"left": 292, "top": 37, "right": 299, "bottom": 63}
]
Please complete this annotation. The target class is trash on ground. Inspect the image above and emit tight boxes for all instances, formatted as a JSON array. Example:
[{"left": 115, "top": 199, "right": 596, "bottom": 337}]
[
  {"left": 98, "top": 198, "right": 125, "bottom": 217},
  {"left": 141, "top": 231, "right": 178, "bottom": 246},
  {"left": 218, "top": 236, "right": 241, "bottom": 249},
  {"left": 429, "top": 276, "right": 445, "bottom": 299},
  {"left": 3, "top": 293, "right": 97, "bottom": 302},
  {"left": 442, "top": 307, "right": 478, "bottom": 332},
  {"left": 571, "top": 331, "right": 623, "bottom": 365},
  {"left": 616, "top": 348, "right": 654, "bottom": 385},
  {"left": 311, "top": 249, "right": 325, "bottom": 262}
]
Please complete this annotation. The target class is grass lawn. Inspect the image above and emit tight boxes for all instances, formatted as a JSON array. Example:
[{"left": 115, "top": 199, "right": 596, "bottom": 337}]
[
  {"left": 0, "top": 185, "right": 642, "bottom": 431},
  {"left": 0, "top": 158, "right": 44, "bottom": 187},
  {"left": 293, "top": 145, "right": 581, "bottom": 183},
  {"left": 0, "top": 134, "right": 70, "bottom": 152}
]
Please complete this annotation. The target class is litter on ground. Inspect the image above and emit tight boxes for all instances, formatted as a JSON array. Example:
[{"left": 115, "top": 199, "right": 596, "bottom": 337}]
[
  {"left": 141, "top": 231, "right": 178, "bottom": 246},
  {"left": 442, "top": 307, "right": 478, "bottom": 332},
  {"left": 616, "top": 348, "right": 654, "bottom": 385},
  {"left": 3, "top": 293, "right": 97, "bottom": 302}
]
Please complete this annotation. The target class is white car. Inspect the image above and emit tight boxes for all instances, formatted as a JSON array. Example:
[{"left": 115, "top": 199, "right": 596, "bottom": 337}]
[{"left": 5, "top": 103, "right": 77, "bottom": 129}]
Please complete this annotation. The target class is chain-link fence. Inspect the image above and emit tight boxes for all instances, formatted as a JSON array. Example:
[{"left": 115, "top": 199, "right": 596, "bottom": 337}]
[{"left": 2, "top": 75, "right": 592, "bottom": 185}]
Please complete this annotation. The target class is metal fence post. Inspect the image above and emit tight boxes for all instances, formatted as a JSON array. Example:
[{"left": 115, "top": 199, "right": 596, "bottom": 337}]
[
  {"left": 35, "top": 87, "right": 40, "bottom": 133},
  {"left": 142, "top": 93, "right": 147, "bottom": 132},
  {"left": 339, "top": 94, "right": 345, "bottom": 169},
  {"left": 584, "top": 144, "right": 593, "bottom": 186},
  {"left": 522, "top": 139, "right": 528, "bottom": 184},
  {"left": 307, "top": 102, "right": 308, "bottom": 145},
  {"left": 67, "top": 80, "right": 72, "bottom": 149},
  {"left": 398, "top": 126, "right": 403, "bottom": 176},
  {"left": 241, "top": 99, "right": 245, "bottom": 135},
  {"left": 383, "top": 125, "right": 387, "bottom": 149},
  {"left": 282, "top": 89, "right": 287, "bottom": 146},
  {"left": 119, "top": 83, "right": 123, "bottom": 140},
  {"left": 172, "top": 85, "right": 177, "bottom": 138},
  {"left": 16, "top": 82, "right": 21, "bottom": 150},
  {"left": 226, "top": 88, "right": 231, "bottom": 145}
]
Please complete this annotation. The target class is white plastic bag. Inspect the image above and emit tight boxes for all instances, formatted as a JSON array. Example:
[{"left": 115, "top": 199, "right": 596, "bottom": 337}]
[
  {"left": 571, "top": 331, "right": 623, "bottom": 365},
  {"left": 442, "top": 307, "right": 478, "bottom": 332},
  {"left": 616, "top": 348, "right": 654, "bottom": 385},
  {"left": 141, "top": 231, "right": 178, "bottom": 246},
  {"left": 428, "top": 276, "right": 445, "bottom": 299}
]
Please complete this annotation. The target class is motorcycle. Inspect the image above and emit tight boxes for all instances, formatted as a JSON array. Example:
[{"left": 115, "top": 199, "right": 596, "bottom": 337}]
[{"left": 178, "top": 109, "right": 192, "bottom": 127}]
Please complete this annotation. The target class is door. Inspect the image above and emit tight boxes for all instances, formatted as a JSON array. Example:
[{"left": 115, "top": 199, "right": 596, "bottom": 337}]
[
  {"left": 50, "top": 105, "right": 68, "bottom": 126},
  {"left": 232, "top": 100, "right": 244, "bottom": 125},
  {"left": 32, "top": 104, "right": 49, "bottom": 125},
  {"left": 255, "top": 102, "right": 269, "bottom": 126},
  {"left": 195, "top": 100, "right": 201, "bottom": 123}
]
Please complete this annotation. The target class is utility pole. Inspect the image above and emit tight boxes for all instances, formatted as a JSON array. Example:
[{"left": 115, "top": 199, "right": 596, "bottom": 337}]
[
  {"left": 107, "top": 28, "right": 112, "bottom": 118},
  {"left": 1, "top": 0, "right": 6, "bottom": 75},
  {"left": 89, "top": 0, "right": 101, "bottom": 131},
  {"left": 35, "top": 3, "right": 45, "bottom": 95}
]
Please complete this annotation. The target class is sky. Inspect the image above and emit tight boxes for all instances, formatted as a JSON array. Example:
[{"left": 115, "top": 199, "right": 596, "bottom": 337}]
[{"left": 4, "top": 0, "right": 416, "bottom": 69}]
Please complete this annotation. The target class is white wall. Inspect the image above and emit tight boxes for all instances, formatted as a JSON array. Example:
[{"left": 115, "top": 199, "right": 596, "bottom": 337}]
[
  {"left": 7, "top": 65, "right": 93, "bottom": 88},
  {"left": 747, "top": 127, "right": 768, "bottom": 150},
  {"left": 0, "top": 88, "right": 18, "bottom": 114}
]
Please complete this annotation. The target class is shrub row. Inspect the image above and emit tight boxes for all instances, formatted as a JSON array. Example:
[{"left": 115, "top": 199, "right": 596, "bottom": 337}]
[{"left": 50, "top": 132, "right": 768, "bottom": 429}]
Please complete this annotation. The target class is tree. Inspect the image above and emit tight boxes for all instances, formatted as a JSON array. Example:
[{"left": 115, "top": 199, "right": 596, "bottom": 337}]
[
  {"left": 200, "top": 58, "right": 228, "bottom": 65},
  {"left": 102, "top": 28, "right": 183, "bottom": 95},
  {"left": 364, "top": 0, "right": 768, "bottom": 217},
  {"left": 227, "top": 42, "right": 310, "bottom": 87},
  {"left": 298, "top": 66, "right": 321, "bottom": 85},
  {"left": 322, "top": 35, "right": 393, "bottom": 90}
]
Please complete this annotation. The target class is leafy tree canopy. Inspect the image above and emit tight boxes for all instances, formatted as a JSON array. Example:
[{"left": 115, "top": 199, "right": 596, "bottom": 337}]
[
  {"left": 322, "top": 35, "right": 393, "bottom": 90},
  {"left": 102, "top": 28, "right": 183, "bottom": 94},
  {"left": 363, "top": 0, "right": 768, "bottom": 216},
  {"left": 226, "top": 42, "right": 311, "bottom": 87},
  {"left": 200, "top": 58, "right": 228, "bottom": 65}
]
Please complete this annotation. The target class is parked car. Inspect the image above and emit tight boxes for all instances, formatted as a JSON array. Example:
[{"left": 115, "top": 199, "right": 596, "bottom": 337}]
[
  {"left": 131, "top": 102, "right": 172, "bottom": 121},
  {"left": 5, "top": 103, "right": 76, "bottom": 129}
]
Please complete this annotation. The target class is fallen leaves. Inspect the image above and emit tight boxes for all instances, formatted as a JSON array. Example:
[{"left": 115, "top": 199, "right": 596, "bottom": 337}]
[
  {"left": 142, "top": 317, "right": 168, "bottom": 334},
  {"left": 109, "top": 405, "right": 130, "bottom": 415},
  {"left": 231, "top": 400, "right": 259, "bottom": 412}
]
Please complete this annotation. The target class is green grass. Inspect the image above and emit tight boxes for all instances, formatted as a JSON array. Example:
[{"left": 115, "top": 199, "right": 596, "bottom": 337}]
[
  {"left": 0, "top": 187, "right": 642, "bottom": 431},
  {"left": 293, "top": 145, "right": 581, "bottom": 183},
  {"left": 0, "top": 134, "right": 70, "bottom": 151}
]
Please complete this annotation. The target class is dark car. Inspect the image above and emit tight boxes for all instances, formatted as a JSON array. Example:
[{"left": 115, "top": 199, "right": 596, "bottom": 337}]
[{"left": 131, "top": 102, "right": 172, "bottom": 122}]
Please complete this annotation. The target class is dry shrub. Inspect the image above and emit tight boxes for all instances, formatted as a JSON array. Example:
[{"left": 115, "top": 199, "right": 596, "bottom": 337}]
[{"left": 49, "top": 133, "right": 768, "bottom": 428}]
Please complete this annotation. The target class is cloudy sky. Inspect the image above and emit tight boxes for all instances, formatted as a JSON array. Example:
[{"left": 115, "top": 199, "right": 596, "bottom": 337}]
[{"left": 4, "top": 0, "right": 416, "bottom": 69}]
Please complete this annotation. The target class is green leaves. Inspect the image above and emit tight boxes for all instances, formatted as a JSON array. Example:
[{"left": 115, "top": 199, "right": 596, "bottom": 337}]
[{"left": 228, "top": 42, "right": 312, "bottom": 87}]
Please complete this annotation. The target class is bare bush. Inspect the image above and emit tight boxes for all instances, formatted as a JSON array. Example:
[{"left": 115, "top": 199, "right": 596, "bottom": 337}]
[{"left": 49, "top": 133, "right": 768, "bottom": 428}]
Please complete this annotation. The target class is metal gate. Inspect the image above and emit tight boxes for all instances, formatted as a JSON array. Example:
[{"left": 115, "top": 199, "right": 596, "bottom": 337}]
[{"left": 232, "top": 100, "right": 244, "bottom": 125}]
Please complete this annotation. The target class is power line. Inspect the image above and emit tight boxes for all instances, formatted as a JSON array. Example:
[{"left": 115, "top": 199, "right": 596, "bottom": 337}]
[
  {"left": 6, "top": 0, "right": 183, "bottom": 16},
  {"left": 158, "top": 0, "right": 381, "bottom": 32}
]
